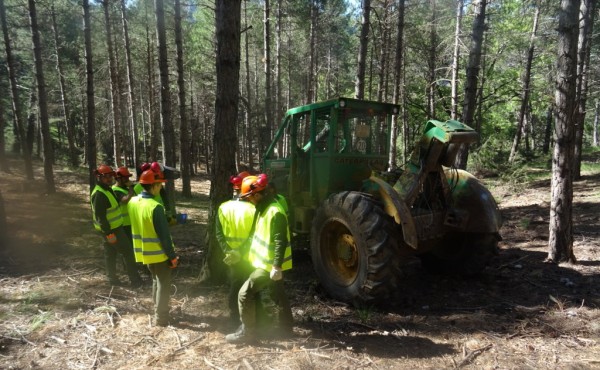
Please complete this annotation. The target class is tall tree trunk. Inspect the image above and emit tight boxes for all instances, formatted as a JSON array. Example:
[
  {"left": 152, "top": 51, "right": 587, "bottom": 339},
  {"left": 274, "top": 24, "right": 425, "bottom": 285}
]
[
  {"left": 244, "top": 1, "right": 253, "bottom": 169},
  {"left": 155, "top": 0, "right": 176, "bottom": 216},
  {"left": 355, "top": 0, "right": 371, "bottom": 100},
  {"left": 83, "top": 0, "right": 97, "bottom": 190},
  {"left": 450, "top": 0, "right": 463, "bottom": 120},
  {"left": 307, "top": 1, "right": 316, "bottom": 103},
  {"left": 547, "top": 0, "right": 579, "bottom": 264},
  {"left": 51, "top": 1, "right": 77, "bottom": 167},
  {"left": 0, "top": 93, "right": 8, "bottom": 171},
  {"left": 275, "top": 0, "right": 282, "bottom": 131},
  {"left": 509, "top": 5, "right": 540, "bottom": 163},
  {"left": 1, "top": 0, "right": 33, "bottom": 180},
  {"left": 455, "top": 0, "right": 487, "bottom": 169},
  {"left": 389, "top": 0, "right": 405, "bottom": 171},
  {"left": 174, "top": 0, "right": 191, "bottom": 197},
  {"left": 542, "top": 105, "right": 552, "bottom": 154},
  {"left": 102, "top": 0, "right": 123, "bottom": 167},
  {"left": 264, "top": 0, "right": 273, "bottom": 143},
  {"left": 120, "top": 0, "right": 140, "bottom": 168},
  {"left": 427, "top": 0, "right": 436, "bottom": 119},
  {"left": 203, "top": 0, "right": 242, "bottom": 284},
  {"left": 573, "top": 0, "right": 594, "bottom": 180},
  {"left": 28, "top": 0, "right": 55, "bottom": 194},
  {"left": 594, "top": 99, "right": 599, "bottom": 147},
  {"left": 145, "top": 0, "right": 158, "bottom": 162},
  {"left": 376, "top": 0, "right": 390, "bottom": 102}
]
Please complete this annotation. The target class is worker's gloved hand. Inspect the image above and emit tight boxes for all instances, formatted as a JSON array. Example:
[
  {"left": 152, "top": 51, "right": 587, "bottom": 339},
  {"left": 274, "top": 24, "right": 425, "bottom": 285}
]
[
  {"left": 168, "top": 216, "right": 177, "bottom": 226},
  {"left": 270, "top": 266, "right": 282, "bottom": 281},
  {"left": 223, "top": 250, "right": 241, "bottom": 266},
  {"left": 168, "top": 256, "right": 179, "bottom": 269},
  {"left": 106, "top": 233, "right": 117, "bottom": 245}
]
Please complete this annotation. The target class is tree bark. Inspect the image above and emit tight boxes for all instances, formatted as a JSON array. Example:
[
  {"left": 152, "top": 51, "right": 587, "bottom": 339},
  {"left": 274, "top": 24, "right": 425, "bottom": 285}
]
[
  {"left": 450, "top": 0, "right": 463, "bottom": 120},
  {"left": 509, "top": 5, "right": 539, "bottom": 163},
  {"left": 155, "top": 0, "right": 176, "bottom": 216},
  {"left": 389, "top": 0, "right": 405, "bottom": 171},
  {"left": 175, "top": 0, "right": 191, "bottom": 197},
  {"left": 355, "top": 0, "right": 371, "bottom": 100},
  {"left": 573, "top": 0, "right": 594, "bottom": 180},
  {"left": 547, "top": 0, "right": 579, "bottom": 264},
  {"left": 376, "top": 0, "right": 390, "bottom": 103},
  {"left": 51, "top": 1, "right": 78, "bottom": 167},
  {"left": 542, "top": 105, "right": 552, "bottom": 154},
  {"left": 83, "top": 0, "right": 97, "bottom": 191},
  {"left": 120, "top": 0, "right": 140, "bottom": 168},
  {"left": 145, "top": 0, "right": 158, "bottom": 162},
  {"left": 594, "top": 99, "right": 599, "bottom": 147},
  {"left": 28, "top": 0, "right": 55, "bottom": 194},
  {"left": 455, "top": 0, "right": 487, "bottom": 169},
  {"left": 1, "top": 0, "right": 34, "bottom": 180},
  {"left": 102, "top": 0, "right": 123, "bottom": 167},
  {"left": 244, "top": 1, "right": 253, "bottom": 169},
  {"left": 0, "top": 91, "right": 8, "bottom": 171},
  {"left": 264, "top": 0, "right": 273, "bottom": 144},
  {"left": 427, "top": 0, "right": 436, "bottom": 119},
  {"left": 202, "top": 0, "right": 242, "bottom": 284}
]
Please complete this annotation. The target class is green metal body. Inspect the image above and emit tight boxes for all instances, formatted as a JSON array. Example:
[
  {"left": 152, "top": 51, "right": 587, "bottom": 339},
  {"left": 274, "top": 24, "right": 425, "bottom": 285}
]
[{"left": 262, "top": 97, "right": 501, "bottom": 252}]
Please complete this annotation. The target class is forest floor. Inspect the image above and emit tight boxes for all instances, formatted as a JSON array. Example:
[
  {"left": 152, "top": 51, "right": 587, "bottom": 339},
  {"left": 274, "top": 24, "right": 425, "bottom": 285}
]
[{"left": 0, "top": 154, "right": 599, "bottom": 370}]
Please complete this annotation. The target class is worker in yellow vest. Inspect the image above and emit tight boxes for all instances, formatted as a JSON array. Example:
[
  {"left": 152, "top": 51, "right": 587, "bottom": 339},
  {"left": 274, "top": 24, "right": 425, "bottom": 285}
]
[
  {"left": 90, "top": 165, "right": 142, "bottom": 288},
  {"left": 216, "top": 171, "right": 256, "bottom": 326},
  {"left": 134, "top": 162, "right": 176, "bottom": 224},
  {"left": 225, "top": 174, "right": 293, "bottom": 343},
  {"left": 128, "top": 169, "right": 179, "bottom": 327},
  {"left": 112, "top": 167, "right": 135, "bottom": 239}
]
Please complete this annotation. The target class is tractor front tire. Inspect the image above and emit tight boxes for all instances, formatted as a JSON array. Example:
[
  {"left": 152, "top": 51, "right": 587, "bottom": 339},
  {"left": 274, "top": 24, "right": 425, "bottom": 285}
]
[{"left": 310, "top": 191, "right": 401, "bottom": 304}]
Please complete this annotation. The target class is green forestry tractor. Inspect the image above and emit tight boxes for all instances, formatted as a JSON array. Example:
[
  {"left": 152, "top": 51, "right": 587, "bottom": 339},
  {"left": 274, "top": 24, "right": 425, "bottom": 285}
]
[{"left": 262, "top": 97, "right": 502, "bottom": 304}]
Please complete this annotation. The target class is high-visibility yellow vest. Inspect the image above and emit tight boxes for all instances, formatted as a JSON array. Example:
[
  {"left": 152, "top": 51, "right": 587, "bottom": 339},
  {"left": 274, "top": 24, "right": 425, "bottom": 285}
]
[
  {"left": 112, "top": 185, "right": 131, "bottom": 226},
  {"left": 128, "top": 195, "right": 168, "bottom": 264},
  {"left": 217, "top": 200, "right": 255, "bottom": 250},
  {"left": 275, "top": 194, "right": 289, "bottom": 216},
  {"left": 248, "top": 201, "right": 292, "bottom": 271},
  {"left": 134, "top": 183, "right": 164, "bottom": 206},
  {"left": 91, "top": 185, "right": 123, "bottom": 231}
]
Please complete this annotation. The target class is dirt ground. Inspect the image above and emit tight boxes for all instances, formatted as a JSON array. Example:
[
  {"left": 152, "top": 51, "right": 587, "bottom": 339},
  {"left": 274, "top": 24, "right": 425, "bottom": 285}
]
[{"left": 0, "top": 156, "right": 599, "bottom": 370}]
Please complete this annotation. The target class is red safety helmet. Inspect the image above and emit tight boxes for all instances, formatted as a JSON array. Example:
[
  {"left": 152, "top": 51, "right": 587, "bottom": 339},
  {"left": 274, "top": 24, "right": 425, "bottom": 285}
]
[
  {"left": 115, "top": 166, "right": 133, "bottom": 178},
  {"left": 240, "top": 174, "right": 268, "bottom": 198},
  {"left": 95, "top": 164, "right": 115, "bottom": 177},
  {"left": 140, "top": 162, "right": 151, "bottom": 172},
  {"left": 139, "top": 169, "right": 167, "bottom": 184},
  {"left": 229, "top": 171, "right": 251, "bottom": 190},
  {"left": 150, "top": 161, "right": 164, "bottom": 173}
]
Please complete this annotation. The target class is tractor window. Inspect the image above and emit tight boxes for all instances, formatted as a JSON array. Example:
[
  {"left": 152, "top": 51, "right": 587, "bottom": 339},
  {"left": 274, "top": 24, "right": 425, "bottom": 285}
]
[
  {"left": 337, "top": 109, "right": 389, "bottom": 155},
  {"left": 314, "top": 108, "right": 331, "bottom": 153},
  {"left": 294, "top": 113, "right": 311, "bottom": 151}
]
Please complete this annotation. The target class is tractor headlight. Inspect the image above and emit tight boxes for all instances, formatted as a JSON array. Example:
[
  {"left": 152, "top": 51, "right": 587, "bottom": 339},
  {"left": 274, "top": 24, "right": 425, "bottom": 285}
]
[
  {"left": 339, "top": 99, "right": 346, "bottom": 108},
  {"left": 392, "top": 106, "right": 399, "bottom": 114}
]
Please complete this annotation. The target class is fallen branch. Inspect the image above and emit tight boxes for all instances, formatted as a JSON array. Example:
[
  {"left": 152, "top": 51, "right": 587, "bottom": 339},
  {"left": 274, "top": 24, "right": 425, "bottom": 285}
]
[
  {"left": 204, "top": 356, "right": 224, "bottom": 370},
  {"left": 50, "top": 335, "right": 66, "bottom": 344},
  {"left": 455, "top": 344, "right": 492, "bottom": 368}
]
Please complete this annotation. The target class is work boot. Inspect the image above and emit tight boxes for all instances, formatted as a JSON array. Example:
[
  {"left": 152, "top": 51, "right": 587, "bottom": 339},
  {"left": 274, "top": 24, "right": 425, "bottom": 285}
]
[{"left": 225, "top": 324, "right": 255, "bottom": 344}]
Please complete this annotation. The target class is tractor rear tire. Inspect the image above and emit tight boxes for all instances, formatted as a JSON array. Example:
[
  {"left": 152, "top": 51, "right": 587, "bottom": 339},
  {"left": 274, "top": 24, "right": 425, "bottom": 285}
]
[
  {"left": 420, "top": 232, "right": 498, "bottom": 276},
  {"left": 310, "top": 191, "right": 401, "bottom": 304}
]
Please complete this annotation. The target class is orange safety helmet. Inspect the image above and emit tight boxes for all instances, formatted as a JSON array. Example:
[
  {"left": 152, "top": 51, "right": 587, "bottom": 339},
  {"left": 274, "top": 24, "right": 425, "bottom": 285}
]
[
  {"left": 115, "top": 166, "right": 133, "bottom": 178},
  {"left": 240, "top": 174, "right": 268, "bottom": 198},
  {"left": 139, "top": 169, "right": 167, "bottom": 184},
  {"left": 229, "top": 171, "right": 251, "bottom": 190},
  {"left": 95, "top": 164, "right": 115, "bottom": 177}
]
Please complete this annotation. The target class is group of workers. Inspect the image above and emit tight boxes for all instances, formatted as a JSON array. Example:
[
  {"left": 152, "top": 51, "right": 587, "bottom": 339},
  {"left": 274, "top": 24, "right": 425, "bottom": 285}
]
[{"left": 90, "top": 164, "right": 293, "bottom": 342}]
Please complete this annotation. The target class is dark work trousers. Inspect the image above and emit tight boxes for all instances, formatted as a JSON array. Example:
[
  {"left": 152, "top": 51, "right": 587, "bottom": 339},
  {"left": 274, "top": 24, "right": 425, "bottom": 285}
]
[
  {"left": 228, "top": 259, "right": 254, "bottom": 323},
  {"left": 238, "top": 268, "right": 293, "bottom": 332},
  {"left": 103, "top": 225, "right": 141, "bottom": 285},
  {"left": 147, "top": 260, "right": 172, "bottom": 325}
]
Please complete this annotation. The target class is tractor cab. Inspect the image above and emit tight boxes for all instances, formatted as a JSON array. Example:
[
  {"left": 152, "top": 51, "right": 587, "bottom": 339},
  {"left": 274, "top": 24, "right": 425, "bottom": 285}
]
[{"left": 263, "top": 98, "right": 400, "bottom": 233}]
